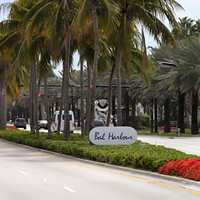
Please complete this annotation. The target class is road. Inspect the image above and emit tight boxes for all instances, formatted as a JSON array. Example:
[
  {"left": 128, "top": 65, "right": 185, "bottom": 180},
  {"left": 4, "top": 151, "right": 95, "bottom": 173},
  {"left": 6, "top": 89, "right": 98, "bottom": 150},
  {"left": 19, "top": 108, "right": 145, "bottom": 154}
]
[
  {"left": 0, "top": 139, "right": 200, "bottom": 200},
  {"left": 138, "top": 135, "right": 200, "bottom": 156}
]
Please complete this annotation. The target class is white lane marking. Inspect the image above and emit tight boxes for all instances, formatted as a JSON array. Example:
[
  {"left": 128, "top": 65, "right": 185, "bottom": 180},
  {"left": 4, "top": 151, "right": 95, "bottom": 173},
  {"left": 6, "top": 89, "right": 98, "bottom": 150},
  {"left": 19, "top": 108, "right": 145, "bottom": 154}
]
[
  {"left": 43, "top": 178, "right": 47, "bottom": 183},
  {"left": 18, "top": 170, "right": 28, "bottom": 176},
  {"left": 64, "top": 186, "right": 76, "bottom": 193}
]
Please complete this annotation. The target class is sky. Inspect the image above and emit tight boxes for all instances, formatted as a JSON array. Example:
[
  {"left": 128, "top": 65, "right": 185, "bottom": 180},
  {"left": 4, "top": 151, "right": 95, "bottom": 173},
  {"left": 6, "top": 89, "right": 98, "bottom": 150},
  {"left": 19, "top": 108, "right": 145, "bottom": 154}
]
[
  {"left": 147, "top": 0, "right": 200, "bottom": 47},
  {"left": 178, "top": 0, "right": 200, "bottom": 20},
  {"left": 1, "top": 0, "right": 200, "bottom": 71}
]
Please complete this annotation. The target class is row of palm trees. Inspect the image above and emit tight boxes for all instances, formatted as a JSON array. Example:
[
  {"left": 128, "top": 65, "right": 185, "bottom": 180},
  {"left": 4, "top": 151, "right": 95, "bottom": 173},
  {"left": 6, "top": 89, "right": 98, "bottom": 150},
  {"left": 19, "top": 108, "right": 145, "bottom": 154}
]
[
  {"left": 0, "top": 0, "right": 182, "bottom": 138},
  {"left": 129, "top": 17, "right": 200, "bottom": 135}
]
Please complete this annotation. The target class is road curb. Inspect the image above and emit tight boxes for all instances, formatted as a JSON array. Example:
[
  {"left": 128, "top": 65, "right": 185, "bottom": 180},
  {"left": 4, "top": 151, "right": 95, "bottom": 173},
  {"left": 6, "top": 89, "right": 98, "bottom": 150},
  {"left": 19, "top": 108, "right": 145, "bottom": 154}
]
[{"left": 1, "top": 138, "right": 200, "bottom": 188}]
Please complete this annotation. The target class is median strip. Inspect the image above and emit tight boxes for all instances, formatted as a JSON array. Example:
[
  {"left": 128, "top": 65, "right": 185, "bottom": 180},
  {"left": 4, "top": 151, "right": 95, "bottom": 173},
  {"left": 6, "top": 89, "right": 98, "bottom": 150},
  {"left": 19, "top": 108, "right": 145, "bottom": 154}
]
[{"left": 0, "top": 129, "right": 199, "bottom": 182}]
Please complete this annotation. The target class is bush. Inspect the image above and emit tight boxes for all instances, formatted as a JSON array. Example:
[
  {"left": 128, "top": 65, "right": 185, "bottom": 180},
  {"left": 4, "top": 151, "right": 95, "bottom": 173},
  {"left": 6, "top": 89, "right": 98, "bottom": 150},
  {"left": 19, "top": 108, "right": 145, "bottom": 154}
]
[
  {"left": 0, "top": 129, "right": 195, "bottom": 173},
  {"left": 133, "top": 114, "right": 150, "bottom": 129}
]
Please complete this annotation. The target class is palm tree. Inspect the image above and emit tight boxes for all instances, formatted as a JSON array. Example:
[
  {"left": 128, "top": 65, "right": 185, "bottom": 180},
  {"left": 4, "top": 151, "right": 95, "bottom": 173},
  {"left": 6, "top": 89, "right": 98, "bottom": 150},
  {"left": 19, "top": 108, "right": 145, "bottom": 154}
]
[
  {"left": 153, "top": 38, "right": 200, "bottom": 135},
  {"left": 0, "top": 61, "right": 7, "bottom": 129},
  {"left": 75, "top": 0, "right": 115, "bottom": 129},
  {"left": 0, "top": 0, "right": 61, "bottom": 134},
  {"left": 1, "top": 0, "right": 184, "bottom": 133},
  {"left": 153, "top": 17, "right": 200, "bottom": 134},
  {"left": 173, "top": 17, "right": 197, "bottom": 40},
  {"left": 0, "top": 54, "right": 27, "bottom": 129},
  {"left": 152, "top": 49, "right": 174, "bottom": 133},
  {"left": 175, "top": 38, "right": 200, "bottom": 135},
  {"left": 25, "top": 0, "right": 78, "bottom": 138},
  {"left": 112, "top": 0, "right": 181, "bottom": 125},
  {"left": 0, "top": 2, "right": 32, "bottom": 129}
]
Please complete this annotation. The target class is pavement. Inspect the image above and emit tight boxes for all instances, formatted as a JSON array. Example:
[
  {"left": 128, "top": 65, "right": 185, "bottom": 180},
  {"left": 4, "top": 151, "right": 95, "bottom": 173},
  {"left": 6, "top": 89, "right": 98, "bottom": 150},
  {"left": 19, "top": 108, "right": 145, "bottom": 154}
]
[
  {"left": 0, "top": 139, "right": 200, "bottom": 200},
  {"left": 138, "top": 135, "right": 200, "bottom": 156}
]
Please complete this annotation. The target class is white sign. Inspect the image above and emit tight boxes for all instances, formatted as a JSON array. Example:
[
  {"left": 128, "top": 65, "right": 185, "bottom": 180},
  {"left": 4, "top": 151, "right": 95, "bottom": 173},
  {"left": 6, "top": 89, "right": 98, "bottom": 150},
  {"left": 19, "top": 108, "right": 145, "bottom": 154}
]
[{"left": 89, "top": 127, "right": 137, "bottom": 145}]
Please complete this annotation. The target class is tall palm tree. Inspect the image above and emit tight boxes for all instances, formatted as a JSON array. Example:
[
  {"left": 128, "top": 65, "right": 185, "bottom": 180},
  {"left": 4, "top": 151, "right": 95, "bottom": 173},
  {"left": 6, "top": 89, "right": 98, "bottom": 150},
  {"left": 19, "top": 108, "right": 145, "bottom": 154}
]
[
  {"left": 75, "top": 0, "right": 115, "bottom": 129},
  {"left": 153, "top": 38, "right": 200, "bottom": 135},
  {"left": 112, "top": 0, "right": 181, "bottom": 125},
  {"left": 174, "top": 38, "right": 200, "bottom": 135},
  {"left": 0, "top": 0, "right": 59, "bottom": 134},
  {"left": 0, "top": 2, "right": 33, "bottom": 129},
  {"left": 26, "top": 0, "right": 77, "bottom": 138}
]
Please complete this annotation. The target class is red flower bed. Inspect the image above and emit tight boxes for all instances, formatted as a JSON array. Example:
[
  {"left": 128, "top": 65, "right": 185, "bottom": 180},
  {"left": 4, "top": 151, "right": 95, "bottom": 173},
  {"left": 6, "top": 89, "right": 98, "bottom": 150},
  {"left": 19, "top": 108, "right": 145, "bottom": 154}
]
[{"left": 159, "top": 158, "right": 200, "bottom": 181}]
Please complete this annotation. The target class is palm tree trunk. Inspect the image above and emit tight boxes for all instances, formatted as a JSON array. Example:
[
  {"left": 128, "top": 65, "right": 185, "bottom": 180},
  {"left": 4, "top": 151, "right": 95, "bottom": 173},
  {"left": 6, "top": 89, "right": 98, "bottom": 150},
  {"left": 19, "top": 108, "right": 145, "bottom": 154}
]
[
  {"left": 30, "top": 69, "right": 34, "bottom": 133},
  {"left": 125, "top": 90, "right": 130, "bottom": 126},
  {"left": 63, "top": 30, "right": 71, "bottom": 139},
  {"left": 178, "top": 91, "right": 185, "bottom": 134},
  {"left": 30, "top": 64, "right": 37, "bottom": 134},
  {"left": 191, "top": 90, "right": 199, "bottom": 135},
  {"left": 131, "top": 99, "right": 136, "bottom": 128},
  {"left": 107, "top": 64, "right": 115, "bottom": 126},
  {"left": 36, "top": 78, "right": 41, "bottom": 134},
  {"left": 57, "top": 67, "right": 64, "bottom": 134},
  {"left": 116, "top": 42, "right": 123, "bottom": 126},
  {"left": 115, "top": 5, "right": 129, "bottom": 126},
  {"left": 57, "top": 101, "right": 63, "bottom": 133},
  {"left": 112, "top": 95, "right": 116, "bottom": 125},
  {"left": 0, "top": 67, "right": 7, "bottom": 129},
  {"left": 86, "top": 64, "right": 92, "bottom": 133},
  {"left": 164, "top": 98, "right": 171, "bottom": 133},
  {"left": 80, "top": 60, "right": 85, "bottom": 135},
  {"left": 150, "top": 99, "right": 154, "bottom": 133},
  {"left": 154, "top": 98, "right": 158, "bottom": 133},
  {"left": 90, "top": 0, "right": 100, "bottom": 128},
  {"left": 44, "top": 76, "right": 51, "bottom": 138}
]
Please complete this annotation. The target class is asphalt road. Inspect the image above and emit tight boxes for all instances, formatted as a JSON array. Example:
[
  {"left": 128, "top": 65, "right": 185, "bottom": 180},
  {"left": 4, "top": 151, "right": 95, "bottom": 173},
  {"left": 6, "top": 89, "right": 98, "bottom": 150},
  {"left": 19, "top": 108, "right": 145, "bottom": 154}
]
[
  {"left": 0, "top": 139, "right": 200, "bottom": 200},
  {"left": 138, "top": 136, "right": 200, "bottom": 156}
]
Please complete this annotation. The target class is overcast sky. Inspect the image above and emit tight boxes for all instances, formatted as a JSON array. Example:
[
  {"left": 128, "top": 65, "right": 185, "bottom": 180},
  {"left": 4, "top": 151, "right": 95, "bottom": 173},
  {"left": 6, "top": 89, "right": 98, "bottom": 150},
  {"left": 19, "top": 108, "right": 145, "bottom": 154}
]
[
  {"left": 147, "top": 0, "right": 200, "bottom": 46},
  {"left": 178, "top": 0, "right": 200, "bottom": 20}
]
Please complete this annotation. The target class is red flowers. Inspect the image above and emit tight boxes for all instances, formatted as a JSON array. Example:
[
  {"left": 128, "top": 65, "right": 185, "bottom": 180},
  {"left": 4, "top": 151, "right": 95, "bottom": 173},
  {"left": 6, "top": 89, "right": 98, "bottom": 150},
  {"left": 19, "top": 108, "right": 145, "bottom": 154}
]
[{"left": 159, "top": 158, "right": 200, "bottom": 181}]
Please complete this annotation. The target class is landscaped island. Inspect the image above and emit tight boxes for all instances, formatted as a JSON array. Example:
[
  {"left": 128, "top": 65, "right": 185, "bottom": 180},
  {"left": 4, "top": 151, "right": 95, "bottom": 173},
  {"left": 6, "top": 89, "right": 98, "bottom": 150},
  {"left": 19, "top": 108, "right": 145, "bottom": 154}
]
[{"left": 0, "top": 129, "right": 199, "bottom": 181}]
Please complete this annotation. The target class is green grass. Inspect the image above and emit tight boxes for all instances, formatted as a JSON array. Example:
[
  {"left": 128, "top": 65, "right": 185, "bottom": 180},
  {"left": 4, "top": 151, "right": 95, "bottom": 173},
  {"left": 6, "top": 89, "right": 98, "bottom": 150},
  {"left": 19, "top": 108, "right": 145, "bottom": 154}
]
[{"left": 0, "top": 129, "right": 196, "bottom": 172}]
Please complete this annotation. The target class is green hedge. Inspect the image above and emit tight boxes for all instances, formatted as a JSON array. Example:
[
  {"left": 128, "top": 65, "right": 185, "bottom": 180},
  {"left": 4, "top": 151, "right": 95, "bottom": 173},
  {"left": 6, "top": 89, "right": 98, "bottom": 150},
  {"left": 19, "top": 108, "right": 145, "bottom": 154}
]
[{"left": 0, "top": 129, "right": 195, "bottom": 172}]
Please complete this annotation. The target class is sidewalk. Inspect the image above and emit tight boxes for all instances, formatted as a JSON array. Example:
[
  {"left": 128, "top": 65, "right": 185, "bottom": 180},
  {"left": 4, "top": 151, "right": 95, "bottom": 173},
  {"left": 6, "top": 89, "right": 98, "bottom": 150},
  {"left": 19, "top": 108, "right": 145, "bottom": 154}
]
[{"left": 138, "top": 135, "right": 200, "bottom": 156}]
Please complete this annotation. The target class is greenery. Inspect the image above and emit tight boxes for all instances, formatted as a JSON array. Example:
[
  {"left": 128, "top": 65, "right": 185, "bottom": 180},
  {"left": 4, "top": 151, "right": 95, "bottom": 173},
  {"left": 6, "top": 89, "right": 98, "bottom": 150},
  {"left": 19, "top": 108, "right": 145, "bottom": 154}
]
[
  {"left": 1, "top": 1, "right": 200, "bottom": 137},
  {"left": 129, "top": 18, "right": 200, "bottom": 136},
  {"left": 0, "top": 0, "right": 182, "bottom": 136},
  {"left": 0, "top": 129, "right": 195, "bottom": 172}
]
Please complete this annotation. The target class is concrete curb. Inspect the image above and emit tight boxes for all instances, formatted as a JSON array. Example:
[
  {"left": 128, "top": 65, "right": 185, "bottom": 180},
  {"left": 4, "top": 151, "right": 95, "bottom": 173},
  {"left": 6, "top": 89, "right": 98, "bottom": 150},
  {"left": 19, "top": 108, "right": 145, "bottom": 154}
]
[{"left": 1, "top": 138, "right": 200, "bottom": 188}]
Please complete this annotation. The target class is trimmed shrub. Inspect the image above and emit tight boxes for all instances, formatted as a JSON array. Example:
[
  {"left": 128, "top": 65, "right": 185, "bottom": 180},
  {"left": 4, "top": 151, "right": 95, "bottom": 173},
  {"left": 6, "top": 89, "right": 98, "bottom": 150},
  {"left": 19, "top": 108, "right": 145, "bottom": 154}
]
[{"left": 0, "top": 129, "right": 195, "bottom": 173}]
